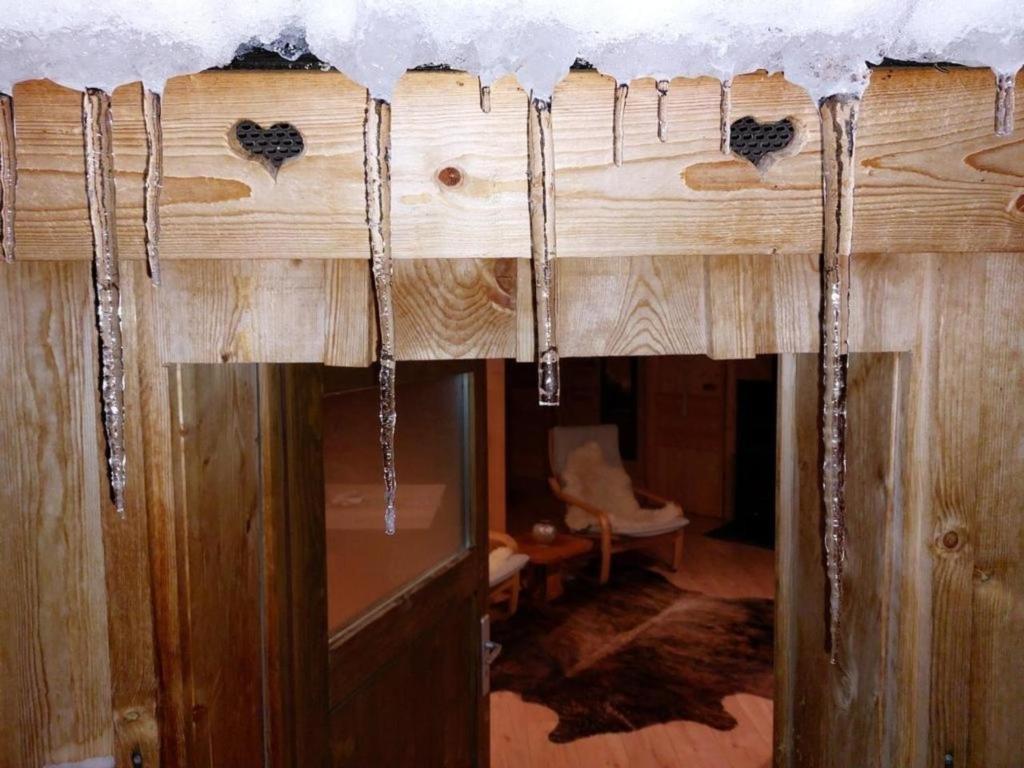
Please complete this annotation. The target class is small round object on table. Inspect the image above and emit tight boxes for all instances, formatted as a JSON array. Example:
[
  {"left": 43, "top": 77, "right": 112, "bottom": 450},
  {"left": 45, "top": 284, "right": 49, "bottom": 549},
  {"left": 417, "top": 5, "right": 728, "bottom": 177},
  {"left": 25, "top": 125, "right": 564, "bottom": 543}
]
[{"left": 531, "top": 520, "right": 558, "bottom": 545}]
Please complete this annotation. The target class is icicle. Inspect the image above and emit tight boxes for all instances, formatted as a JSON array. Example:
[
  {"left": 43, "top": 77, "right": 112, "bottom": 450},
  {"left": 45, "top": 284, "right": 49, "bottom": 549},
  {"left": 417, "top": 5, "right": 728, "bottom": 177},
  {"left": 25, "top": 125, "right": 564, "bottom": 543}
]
[
  {"left": 83, "top": 88, "right": 127, "bottom": 517},
  {"left": 656, "top": 80, "right": 669, "bottom": 143},
  {"left": 720, "top": 78, "right": 732, "bottom": 155},
  {"left": 0, "top": 93, "right": 15, "bottom": 263},
  {"left": 613, "top": 83, "right": 628, "bottom": 167},
  {"left": 995, "top": 72, "right": 1015, "bottom": 137},
  {"left": 142, "top": 89, "right": 162, "bottom": 285},
  {"left": 364, "top": 96, "right": 398, "bottom": 535},
  {"left": 818, "top": 93, "right": 859, "bottom": 666},
  {"left": 479, "top": 81, "right": 491, "bottom": 114},
  {"left": 527, "top": 97, "right": 559, "bottom": 407}
]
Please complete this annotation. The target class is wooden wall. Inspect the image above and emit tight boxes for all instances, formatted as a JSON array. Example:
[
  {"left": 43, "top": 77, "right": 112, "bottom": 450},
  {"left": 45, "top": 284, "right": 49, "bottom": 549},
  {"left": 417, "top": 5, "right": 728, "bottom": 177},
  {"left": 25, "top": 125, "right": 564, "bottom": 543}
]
[{"left": 0, "top": 65, "right": 1021, "bottom": 767}]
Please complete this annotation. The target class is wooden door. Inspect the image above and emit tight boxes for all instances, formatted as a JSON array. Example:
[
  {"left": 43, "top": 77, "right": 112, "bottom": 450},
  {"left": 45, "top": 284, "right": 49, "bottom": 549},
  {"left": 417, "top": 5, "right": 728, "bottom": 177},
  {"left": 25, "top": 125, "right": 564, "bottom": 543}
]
[
  {"left": 323, "top": 361, "right": 490, "bottom": 768},
  {"left": 168, "top": 364, "right": 329, "bottom": 767}
]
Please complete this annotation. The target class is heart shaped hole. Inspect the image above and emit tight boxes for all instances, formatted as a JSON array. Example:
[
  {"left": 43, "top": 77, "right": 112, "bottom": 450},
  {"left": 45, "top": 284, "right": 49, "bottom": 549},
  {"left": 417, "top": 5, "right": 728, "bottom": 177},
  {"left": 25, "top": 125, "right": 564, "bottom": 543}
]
[
  {"left": 730, "top": 116, "right": 796, "bottom": 170},
  {"left": 232, "top": 119, "right": 305, "bottom": 176}
]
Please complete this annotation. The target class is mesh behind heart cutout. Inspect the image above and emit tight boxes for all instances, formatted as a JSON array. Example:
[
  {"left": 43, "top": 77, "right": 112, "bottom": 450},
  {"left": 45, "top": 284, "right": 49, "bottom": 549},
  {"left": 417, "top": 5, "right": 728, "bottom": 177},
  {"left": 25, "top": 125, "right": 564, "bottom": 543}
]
[
  {"left": 234, "top": 120, "right": 304, "bottom": 171},
  {"left": 730, "top": 116, "right": 795, "bottom": 168}
]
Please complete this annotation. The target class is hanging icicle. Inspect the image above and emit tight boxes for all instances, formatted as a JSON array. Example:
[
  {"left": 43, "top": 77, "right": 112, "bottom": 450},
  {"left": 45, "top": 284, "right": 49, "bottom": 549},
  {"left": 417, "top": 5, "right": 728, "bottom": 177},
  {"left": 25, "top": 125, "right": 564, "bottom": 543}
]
[
  {"left": 818, "top": 93, "right": 859, "bottom": 666},
  {"left": 656, "top": 80, "right": 669, "bottom": 143},
  {"left": 719, "top": 78, "right": 732, "bottom": 155},
  {"left": 0, "top": 93, "right": 15, "bottom": 263},
  {"left": 364, "top": 96, "right": 398, "bottom": 535},
  {"left": 142, "top": 89, "right": 163, "bottom": 285},
  {"left": 613, "top": 83, "right": 628, "bottom": 166},
  {"left": 83, "top": 88, "right": 127, "bottom": 517},
  {"left": 479, "top": 81, "right": 492, "bottom": 114},
  {"left": 527, "top": 97, "right": 559, "bottom": 407},
  {"left": 995, "top": 71, "right": 1015, "bottom": 137}
]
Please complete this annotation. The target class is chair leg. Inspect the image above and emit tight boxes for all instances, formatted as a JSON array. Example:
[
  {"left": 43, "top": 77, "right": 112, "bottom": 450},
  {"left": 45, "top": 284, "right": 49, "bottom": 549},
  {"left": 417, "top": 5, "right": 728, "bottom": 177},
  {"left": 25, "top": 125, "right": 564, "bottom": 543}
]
[
  {"left": 671, "top": 529, "right": 684, "bottom": 571},
  {"left": 599, "top": 542, "right": 611, "bottom": 584}
]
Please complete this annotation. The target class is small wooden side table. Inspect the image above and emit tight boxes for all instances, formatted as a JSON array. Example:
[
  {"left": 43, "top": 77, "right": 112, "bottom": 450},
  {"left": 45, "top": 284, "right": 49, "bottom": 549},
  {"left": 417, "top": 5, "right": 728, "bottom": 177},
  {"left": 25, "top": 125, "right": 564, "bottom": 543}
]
[{"left": 514, "top": 533, "right": 594, "bottom": 601}]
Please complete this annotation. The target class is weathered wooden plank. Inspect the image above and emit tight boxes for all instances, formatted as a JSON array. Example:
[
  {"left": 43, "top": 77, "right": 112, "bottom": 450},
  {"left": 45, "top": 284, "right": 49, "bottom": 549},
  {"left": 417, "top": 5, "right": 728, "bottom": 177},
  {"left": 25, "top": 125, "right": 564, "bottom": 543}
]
[
  {"left": 0, "top": 261, "right": 113, "bottom": 765},
  {"left": 393, "top": 257, "right": 518, "bottom": 359},
  {"left": 111, "top": 82, "right": 148, "bottom": 259},
  {"left": 557, "top": 255, "right": 705, "bottom": 357},
  {"left": 160, "top": 71, "right": 367, "bottom": 260},
  {"left": 157, "top": 259, "right": 330, "bottom": 363},
  {"left": 554, "top": 70, "right": 822, "bottom": 258},
  {"left": 391, "top": 72, "right": 529, "bottom": 260},
  {"left": 969, "top": 253, "right": 1024, "bottom": 768},
  {"left": 705, "top": 253, "right": 754, "bottom": 360},
  {"left": 324, "top": 259, "right": 374, "bottom": 367},
  {"left": 169, "top": 364, "right": 265, "bottom": 768},
  {"left": 855, "top": 68, "right": 1024, "bottom": 255},
  {"left": 12, "top": 80, "right": 91, "bottom": 261}
]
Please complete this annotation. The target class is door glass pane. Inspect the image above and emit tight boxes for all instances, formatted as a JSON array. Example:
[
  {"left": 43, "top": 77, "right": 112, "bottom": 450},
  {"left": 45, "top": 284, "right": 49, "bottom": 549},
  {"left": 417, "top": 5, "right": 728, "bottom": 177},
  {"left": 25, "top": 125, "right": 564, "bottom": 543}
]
[{"left": 323, "top": 364, "right": 471, "bottom": 634}]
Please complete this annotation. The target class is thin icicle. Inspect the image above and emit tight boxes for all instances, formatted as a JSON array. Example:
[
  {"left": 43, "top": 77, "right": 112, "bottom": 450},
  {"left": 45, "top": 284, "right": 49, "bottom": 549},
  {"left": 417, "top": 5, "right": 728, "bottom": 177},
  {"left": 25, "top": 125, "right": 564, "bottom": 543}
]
[
  {"left": 83, "top": 88, "right": 127, "bottom": 517},
  {"left": 527, "top": 97, "right": 559, "bottom": 407},
  {"left": 142, "top": 89, "right": 162, "bottom": 285},
  {"left": 364, "top": 96, "right": 398, "bottom": 535},
  {"left": 656, "top": 80, "right": 669, "bottom": 143},
  {"left": 995, "top": 71, "right": 1015, "bottom": 137},
  {"left": 720, "top": 78, "right": 732, "bottom": 155},
  {"left": 0, "top": 93, "right": 15, "bottom": 262},
  {"left": 479, "top": 81, "right": 492, "bottom": 114},
  {"left": 819, "top": 93, "right": 859, "bottom": 666},
  {"left": 613, "top": 83, "right": 628, "bottom": 166}
]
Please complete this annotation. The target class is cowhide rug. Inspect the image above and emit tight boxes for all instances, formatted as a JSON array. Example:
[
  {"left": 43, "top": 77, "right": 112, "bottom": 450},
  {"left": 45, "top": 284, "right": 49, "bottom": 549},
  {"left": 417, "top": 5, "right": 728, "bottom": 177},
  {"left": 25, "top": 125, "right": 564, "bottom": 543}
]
[{"left": 491, "top": 566, "right": 773, "bottom": 743}]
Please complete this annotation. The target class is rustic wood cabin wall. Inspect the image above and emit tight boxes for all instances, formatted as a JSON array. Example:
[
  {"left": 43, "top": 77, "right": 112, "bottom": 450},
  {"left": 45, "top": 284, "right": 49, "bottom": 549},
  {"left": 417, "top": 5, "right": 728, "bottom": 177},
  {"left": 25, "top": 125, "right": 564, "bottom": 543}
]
[{"left": 0, "top": 66, "right": 1021, "bottom": 767}]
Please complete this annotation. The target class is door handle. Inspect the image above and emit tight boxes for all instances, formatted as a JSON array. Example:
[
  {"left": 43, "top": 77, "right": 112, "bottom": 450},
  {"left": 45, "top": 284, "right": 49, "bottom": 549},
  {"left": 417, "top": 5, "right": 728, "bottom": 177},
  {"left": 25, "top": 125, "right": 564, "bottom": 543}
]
[
  {"left": 480, "top": 615, "right": 503, "bottom": 696},
  {"left": 485, "top": 640, "right": 503, "bottom": 665}
]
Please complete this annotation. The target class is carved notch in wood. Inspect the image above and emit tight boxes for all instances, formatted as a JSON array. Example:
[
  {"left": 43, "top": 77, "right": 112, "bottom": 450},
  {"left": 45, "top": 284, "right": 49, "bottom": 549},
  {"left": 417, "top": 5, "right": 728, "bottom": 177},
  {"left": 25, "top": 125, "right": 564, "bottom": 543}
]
[
  {"left": 231, "top": 119, "right": 304, "bottom": 177},
  {"left": 730, "top": 116, "right": 796, "bottom": 170}
]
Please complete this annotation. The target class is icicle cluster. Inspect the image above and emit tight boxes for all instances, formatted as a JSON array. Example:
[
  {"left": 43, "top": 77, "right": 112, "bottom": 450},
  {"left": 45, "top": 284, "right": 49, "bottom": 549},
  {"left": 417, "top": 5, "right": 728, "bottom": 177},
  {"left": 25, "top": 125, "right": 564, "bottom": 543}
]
[
  {"left": 364, "top": 96, "right": 399, "bottom": 535},
  {"left": 83, "top": 88, "right": 128, "bottom": 517}
]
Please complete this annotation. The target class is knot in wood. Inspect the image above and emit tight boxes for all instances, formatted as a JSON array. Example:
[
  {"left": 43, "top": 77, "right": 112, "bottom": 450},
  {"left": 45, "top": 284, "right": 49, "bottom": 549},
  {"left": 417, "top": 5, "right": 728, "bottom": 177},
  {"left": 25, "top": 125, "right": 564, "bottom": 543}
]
[
  {"left": 437, "top": 166, "right": 463, "bottom": 187},
  {"left": 941, "top": 530, "right": 960, "bottom": 550}
]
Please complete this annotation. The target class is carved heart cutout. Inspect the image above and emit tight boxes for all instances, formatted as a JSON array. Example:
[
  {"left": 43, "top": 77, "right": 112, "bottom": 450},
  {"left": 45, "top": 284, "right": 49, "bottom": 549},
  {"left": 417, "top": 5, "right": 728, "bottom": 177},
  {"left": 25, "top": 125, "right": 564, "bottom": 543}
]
[
  {"left": 729, "top": 116, "right": 795, "bottom": 170},
  {"left": 233, "top": 119, "right": 304, "bottom": 176}
]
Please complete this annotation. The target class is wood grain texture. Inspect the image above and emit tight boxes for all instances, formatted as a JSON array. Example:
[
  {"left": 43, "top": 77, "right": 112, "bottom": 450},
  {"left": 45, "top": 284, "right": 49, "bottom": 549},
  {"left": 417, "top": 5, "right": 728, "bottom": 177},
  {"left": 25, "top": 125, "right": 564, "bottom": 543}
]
[
  {"left": 0, "top": 261, "right": 113, "bottom": 765},
  {"left": 391, "top": 72, "right": 529, "bottom": 260},
  {"left": 324, "top": 259, "right": 374, "bottom": 366},
  {"left": 103, "top": 260, "right": 160, "bottom": 766},
  {"left": 160, "top": 71, "right": 367, "bottom": 260},
  {"left": 781, "top": 353, "right": 907, "bottom": 768},
  {"left": 111, "top": 82, "right": 147, "bottom": 259},
  {"left": 157, "top": 259, "right": 330, "bottom": 363},
  {"left": 170, "top": 364, "right": 265, "bottom": 768},
  {"left": 554, "top": 70, "right": 822, "bottom": 258},
  {"left": 705, "top": 254, "right": 755, "bottom": 360},
  {"left": 855, "top": 68, "right": 1024, "bottom": 254},
  {"left": 12, "top": 80, "right": 91, "bottom": 261},
  {"left": 393, "top": 257, "right": 518, "bottom": 359}
]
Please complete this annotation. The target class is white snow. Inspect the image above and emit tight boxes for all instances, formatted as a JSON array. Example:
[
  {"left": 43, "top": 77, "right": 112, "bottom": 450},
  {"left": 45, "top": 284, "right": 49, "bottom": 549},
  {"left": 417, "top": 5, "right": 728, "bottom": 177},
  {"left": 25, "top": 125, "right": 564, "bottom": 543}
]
[{"left": 0, "top": 0, "right": 1020, "bottom": 101}]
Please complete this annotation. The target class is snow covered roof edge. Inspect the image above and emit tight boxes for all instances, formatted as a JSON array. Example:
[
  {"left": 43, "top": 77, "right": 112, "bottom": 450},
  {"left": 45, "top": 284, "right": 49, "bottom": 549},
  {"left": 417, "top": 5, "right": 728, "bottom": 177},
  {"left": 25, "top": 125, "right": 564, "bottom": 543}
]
[{"left": 0, "top": 1, "right": 1022, "bottom": 102}]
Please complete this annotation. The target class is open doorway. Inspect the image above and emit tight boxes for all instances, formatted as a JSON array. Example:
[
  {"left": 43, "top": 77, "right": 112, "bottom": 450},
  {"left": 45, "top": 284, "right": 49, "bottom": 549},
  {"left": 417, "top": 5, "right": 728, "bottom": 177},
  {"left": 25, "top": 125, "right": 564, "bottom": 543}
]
[{"left": 489, "top": 355, "right": 777, "bottom": 768}]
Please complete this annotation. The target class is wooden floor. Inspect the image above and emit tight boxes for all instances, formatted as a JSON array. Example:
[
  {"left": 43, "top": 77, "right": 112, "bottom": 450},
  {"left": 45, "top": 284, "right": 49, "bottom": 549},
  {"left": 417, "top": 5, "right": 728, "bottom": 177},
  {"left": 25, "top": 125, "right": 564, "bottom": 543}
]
[{"left": 490, "top": 516, "right": 775, "bottom": 768}]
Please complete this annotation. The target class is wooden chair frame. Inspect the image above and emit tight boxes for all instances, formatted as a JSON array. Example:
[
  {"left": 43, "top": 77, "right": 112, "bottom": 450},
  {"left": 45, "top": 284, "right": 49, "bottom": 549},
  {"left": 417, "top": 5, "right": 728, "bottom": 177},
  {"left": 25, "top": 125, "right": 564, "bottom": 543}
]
[{"left": 547, "top": 477, "right": 685, "bottom": 584}]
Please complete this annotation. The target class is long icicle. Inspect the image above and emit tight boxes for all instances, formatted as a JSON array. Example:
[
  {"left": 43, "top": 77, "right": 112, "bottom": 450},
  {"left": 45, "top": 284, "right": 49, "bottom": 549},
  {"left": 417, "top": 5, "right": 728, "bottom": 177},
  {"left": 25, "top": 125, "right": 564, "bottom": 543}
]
[
  {"left": 656, "top": 80, "right": 669, "bottom": 143},
  {"left": 0, "top": 93, "right": 15, "bottom": 262},
  {"left": 995, "top": 71, "right": 1015, "bottom": 137},
  {"left": 83, "top": 88, "right": 127, "bottom": 517},
  {"left": 613, "top": 83, "right": 628, "bottom": 166},
  {"left": 364, "top": 96, "right": 398, "bottom": 535},
  {"left": 142, "top": 89, "right": 163, "bottom": 285},
  {"left": 819, "top": 93, "right": 859, "bottom": 665},
  {"left": 527, "top": 97, "right": 559, "bottom": 407}
]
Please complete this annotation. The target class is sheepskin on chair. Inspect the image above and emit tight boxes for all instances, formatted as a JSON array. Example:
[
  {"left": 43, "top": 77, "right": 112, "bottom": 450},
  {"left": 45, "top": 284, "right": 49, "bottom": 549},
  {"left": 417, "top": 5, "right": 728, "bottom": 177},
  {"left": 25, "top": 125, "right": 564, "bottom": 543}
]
[{"left": 562, "top": 441, "right": 682, "bottom": 534}]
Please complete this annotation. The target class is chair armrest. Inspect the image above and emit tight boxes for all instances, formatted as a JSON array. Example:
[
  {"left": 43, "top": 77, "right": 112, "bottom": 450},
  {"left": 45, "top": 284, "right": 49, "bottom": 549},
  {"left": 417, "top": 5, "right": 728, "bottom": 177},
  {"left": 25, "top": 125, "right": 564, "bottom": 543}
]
[
  {"left": 634, "top": 486, "right": 678, "bottom": 507},
  {"left": 488, "top": 531, "right": 518, "bottom": 553},
  {"left": 547, "top": 477, "right": 614, "bottom": 533}
]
